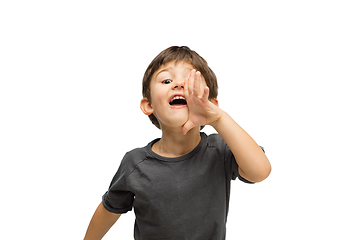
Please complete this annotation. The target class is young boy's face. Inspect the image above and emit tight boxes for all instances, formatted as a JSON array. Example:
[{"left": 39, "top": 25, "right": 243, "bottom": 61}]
[{"left": 142, "top": 60, "right": 208, "bottom": 130}]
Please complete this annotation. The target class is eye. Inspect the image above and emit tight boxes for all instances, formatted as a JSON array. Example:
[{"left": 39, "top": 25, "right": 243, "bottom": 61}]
[{"left": 162, "top": 79, "right": 172, "bottom": 84}]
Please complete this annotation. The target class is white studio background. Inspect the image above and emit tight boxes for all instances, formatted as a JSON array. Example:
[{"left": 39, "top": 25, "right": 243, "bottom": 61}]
[{"left": 1, "top": 1, "right": 359, "bottom": 239}]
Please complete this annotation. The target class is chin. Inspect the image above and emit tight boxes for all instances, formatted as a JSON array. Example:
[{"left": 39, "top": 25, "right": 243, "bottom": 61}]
[
  {"left": 173, "top": 119, "right": 188, "bottom": 128},
  {"left": 161, "top": 117, "right": 188, "bottom": 129}
]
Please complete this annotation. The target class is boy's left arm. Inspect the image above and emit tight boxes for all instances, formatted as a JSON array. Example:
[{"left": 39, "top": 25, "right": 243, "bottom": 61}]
[
  {"left": 210, "top": 111, "right": 271, "bottom": 182},
  {"left": 183, "top": 70, "right": 271, "bottom": 183}
]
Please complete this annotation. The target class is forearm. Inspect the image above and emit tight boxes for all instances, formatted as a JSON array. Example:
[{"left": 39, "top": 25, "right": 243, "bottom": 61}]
[
  {"left": 211, "top": 110, "right": 271, "bottom": 182},
  {"left": 84, "top": 202, "right": 121, "bottom": 240}
]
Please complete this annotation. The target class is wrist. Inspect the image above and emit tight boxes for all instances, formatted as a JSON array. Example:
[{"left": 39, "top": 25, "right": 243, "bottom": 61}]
[{"left": 209, "top": 109, "right": 227, "bottom": 129}]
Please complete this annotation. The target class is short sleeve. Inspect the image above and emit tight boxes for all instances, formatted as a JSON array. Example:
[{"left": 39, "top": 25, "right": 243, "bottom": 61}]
[
  {"left": 102, "top": 154, "right": 135, "bottom": 214},
  {"left": 224, "top": 140, "right": 265, "bottom": 184},
  {"left": 206, "top": 134, "right": 250, "bottom": 183},
  {"left": 223, "top": 144, "right": 254, "bottom": 183}
]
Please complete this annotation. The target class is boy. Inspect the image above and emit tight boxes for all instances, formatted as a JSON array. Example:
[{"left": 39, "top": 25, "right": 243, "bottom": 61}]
[{"left": 84, "top": 46, "right": 271, "bottom": 240}]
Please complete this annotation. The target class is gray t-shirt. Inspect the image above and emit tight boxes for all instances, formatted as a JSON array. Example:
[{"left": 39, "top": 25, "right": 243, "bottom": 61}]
[{"left": 102, "top": 132, "right": 258, "bottom": 239}]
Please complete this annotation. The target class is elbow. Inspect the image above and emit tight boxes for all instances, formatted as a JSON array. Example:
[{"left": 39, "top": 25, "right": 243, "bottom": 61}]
[
  {"left": 247, "top": 166, "right": 271, "bottom": 183},
  {"left": 254, "top": 154, "right": 272, "bottom": 182},
  {"left": 239, "top": 158, "right": 272, "bottom": 183},
  {"left": 254, "top": 163, "right": 271, "bottom": 183}
]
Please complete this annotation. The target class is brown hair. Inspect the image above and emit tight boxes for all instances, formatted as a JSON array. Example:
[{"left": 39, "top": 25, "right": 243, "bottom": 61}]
[{"left": 142, "top": 46, "right": 218, "bottom": 129}]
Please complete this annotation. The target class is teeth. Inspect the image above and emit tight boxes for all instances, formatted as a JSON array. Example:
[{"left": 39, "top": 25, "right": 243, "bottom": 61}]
[{"left": 171, "top": 96, "right": 185, "bottom": 102}]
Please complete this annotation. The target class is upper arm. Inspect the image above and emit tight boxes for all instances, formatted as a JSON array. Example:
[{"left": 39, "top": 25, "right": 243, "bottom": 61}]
[
  {"left": 238, "top": 159, "right": 271, "bottom": 183},
  {"left": 237, "top": 146, "right": 270, "bottom": 183},
  {"left": 238, "top": 167, "right": 256, "bottom": 183}
]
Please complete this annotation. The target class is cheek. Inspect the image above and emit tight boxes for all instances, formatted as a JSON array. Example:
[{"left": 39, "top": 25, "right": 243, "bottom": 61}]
[
  {"left": 151, "top": 91, "right": 165, "bottom": 106},
  {"left": 150, "top": 94, "right": 168, "bottom": 120}
]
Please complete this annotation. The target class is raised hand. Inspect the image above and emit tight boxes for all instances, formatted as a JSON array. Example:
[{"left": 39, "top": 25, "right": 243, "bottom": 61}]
[{"left": 182, "top": 69, "right": 222, "bottom": 135}]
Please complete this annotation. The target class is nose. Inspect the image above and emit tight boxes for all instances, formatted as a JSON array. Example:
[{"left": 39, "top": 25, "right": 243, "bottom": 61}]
[{"left": 173, "top": 78, "right": 185, "bottom": 89}]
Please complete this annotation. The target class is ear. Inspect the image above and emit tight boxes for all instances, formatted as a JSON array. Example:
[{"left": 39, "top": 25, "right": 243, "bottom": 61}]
[
  {"left": 210, "top": 98, "right": 219, "bottom": 107},
  {"left": 140, "top": 98, "right": 154, "bottom": 116}
]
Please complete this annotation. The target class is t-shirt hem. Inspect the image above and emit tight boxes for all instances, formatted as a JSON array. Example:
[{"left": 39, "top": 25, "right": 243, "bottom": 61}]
[
  {"left": 238, "top": 175, "right": 255, "bottom": 184},
  {"left": 102, "top": 195, "right": 132, "bottom": 214}
]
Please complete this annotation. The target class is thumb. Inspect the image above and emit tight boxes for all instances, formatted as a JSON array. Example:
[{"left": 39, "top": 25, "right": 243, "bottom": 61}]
[{"left": 182, "top": 121, "right": 196, "bottom": 135}]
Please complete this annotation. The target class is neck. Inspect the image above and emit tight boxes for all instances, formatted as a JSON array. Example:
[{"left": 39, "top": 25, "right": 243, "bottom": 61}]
[{"left": 152, "top": 127, "right": 202, "bottom": 158}]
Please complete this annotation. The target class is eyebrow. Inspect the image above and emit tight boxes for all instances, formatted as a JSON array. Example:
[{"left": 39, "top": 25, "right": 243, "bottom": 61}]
[
  {"left": 155, "top": 67, "right": 173, "bottom": 78},
  {"left": 155, "top": 67, "right": 194, "bottom": 78}
]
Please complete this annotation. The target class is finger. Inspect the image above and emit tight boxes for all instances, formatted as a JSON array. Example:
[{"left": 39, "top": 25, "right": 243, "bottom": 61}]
[
  {"left": 201, "top": 86, "right": 210, "bottom": 101},
  {"left": 193, "top": 71, "right": 201, "bottom": 97},
  {"left": 187, "top": 69, "right": 196, "bottom": 94},
  {"left": 182, "top": 125, "right": 189, "bottom": 135},
  {"left": 182, "top": 121, "right": 195, "bottom": 135},
  {"left": 184, "top": 75, "right": 189, "bottom": 97}
]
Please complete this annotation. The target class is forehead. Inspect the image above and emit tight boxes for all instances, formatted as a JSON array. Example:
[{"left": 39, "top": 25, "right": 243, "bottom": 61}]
[{"left": 153, "top": 61, "right": 195, "bottom": 78}]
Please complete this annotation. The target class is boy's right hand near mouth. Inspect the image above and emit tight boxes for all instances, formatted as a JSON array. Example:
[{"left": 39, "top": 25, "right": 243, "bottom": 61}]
[{"left": 182, "top": 69, "right": 222, "bottom": 135}]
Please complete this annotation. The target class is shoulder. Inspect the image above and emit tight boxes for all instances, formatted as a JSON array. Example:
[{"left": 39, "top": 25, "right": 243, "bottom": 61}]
[
  {"left": 125, "top": 146, "right": 148, "bottom": 160},
  {"left": 114, "top": 139, "right": 157, "bottom": 175},
  {"left": 204, "top": 133, "right": 227, "bottom": 149},
  {"left": 121, "top": 145, "right": 150, "bottom": 168},
  {"left": 201, "top": 132, "right": 229, "bottom": 157}
]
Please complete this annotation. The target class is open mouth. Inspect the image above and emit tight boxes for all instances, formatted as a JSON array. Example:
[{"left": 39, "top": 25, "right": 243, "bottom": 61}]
[{"left": 169, "top": 96, "right": 187, "bottom": 106}]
